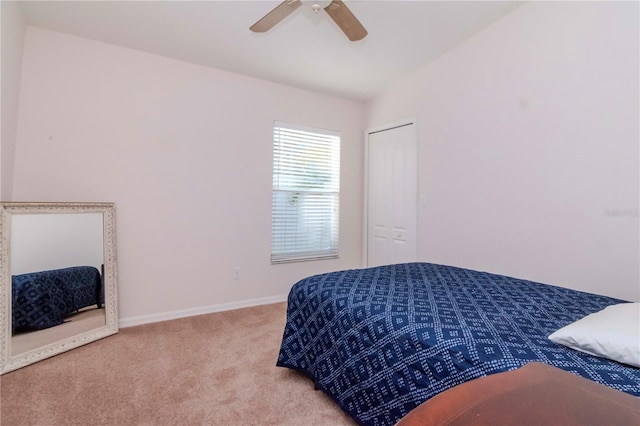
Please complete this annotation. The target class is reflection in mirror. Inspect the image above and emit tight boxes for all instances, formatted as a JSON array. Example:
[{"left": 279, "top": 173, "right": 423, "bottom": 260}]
[
  {"left": 1, "top": 202, "right": 118, "bottom": 374},
  {"left": 11, "top": 213, "right": 105, "bottom": 355}
]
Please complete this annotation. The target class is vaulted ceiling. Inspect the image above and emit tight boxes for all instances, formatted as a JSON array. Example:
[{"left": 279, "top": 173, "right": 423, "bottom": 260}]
[{"left": 17, "top": 1, "right": 523, "bottom": 102}]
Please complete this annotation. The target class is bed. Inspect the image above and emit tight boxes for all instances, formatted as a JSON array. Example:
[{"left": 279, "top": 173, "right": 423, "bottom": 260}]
[
  {"left": 276, "top": 262, "right": 640, "bottom": 426},
  {"left": 12, "top": 265, "right": 103, "bottom": 332}
]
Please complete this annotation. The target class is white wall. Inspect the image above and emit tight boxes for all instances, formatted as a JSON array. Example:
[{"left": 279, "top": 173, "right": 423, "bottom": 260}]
[
  {"left": 1, "top": 1, "right": 26, "bottom": 200},
  {"left": 12, "top": 27, "right": 365, "bottom": 322},
  {"left": 366, "top": 1, "right": 639, "bottom": 301}
]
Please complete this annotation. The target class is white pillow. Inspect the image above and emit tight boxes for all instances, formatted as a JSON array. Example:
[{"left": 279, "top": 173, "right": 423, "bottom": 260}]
[{"left": 548, "top": 302, "right": 640, "bottom": 368}]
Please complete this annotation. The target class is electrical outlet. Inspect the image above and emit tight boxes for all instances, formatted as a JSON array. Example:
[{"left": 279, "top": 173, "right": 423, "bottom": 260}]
[{"left": 233, "top": 267, "right": 241, "bottom": 280}]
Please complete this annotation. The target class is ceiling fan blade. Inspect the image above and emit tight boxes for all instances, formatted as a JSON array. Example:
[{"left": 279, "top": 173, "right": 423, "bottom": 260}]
[
  {"left": 324, "top": 0, "right": 367, "bottom": 41},
  {"left": 250, "top": 0, "right": 302, "bottom": 33}
]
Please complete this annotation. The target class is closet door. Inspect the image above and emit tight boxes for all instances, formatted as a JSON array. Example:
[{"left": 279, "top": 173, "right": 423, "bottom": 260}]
[{"left": 366, "top": 122, "right": 417, "bottom": 267}]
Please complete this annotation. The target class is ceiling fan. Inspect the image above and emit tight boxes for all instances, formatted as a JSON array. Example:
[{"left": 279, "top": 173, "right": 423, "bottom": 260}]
[{"left": 250, "top": 0, "right": 368, "bottom": 42}]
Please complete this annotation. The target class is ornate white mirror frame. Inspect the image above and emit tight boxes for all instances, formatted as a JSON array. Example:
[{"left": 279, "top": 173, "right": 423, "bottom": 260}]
[{"left": 0, "top": 202, "right": 118, "bottom": 374}]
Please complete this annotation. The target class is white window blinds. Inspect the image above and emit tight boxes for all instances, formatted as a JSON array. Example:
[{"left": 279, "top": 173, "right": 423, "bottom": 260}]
[{"left": 271, "top": 121, "right": 340, "bottom": 264}]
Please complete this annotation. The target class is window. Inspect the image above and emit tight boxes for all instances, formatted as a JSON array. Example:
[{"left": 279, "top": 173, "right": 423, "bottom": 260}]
[{"left": 271, "top": 121, "right": 340, "bottom": 264}]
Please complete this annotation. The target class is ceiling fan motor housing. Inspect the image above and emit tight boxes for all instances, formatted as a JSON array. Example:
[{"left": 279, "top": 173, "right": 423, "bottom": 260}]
[{"left": 303, "top": 0, "right": 333, "bottom": 10}]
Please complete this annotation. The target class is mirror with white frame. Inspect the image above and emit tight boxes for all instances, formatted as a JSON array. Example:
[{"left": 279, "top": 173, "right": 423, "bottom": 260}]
[{"left": 0, "top": 202, "right": 118, "bottom": 374}]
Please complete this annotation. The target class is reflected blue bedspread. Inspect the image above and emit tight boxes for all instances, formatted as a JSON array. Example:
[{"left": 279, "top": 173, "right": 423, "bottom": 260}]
[
  {"left": 12, "top": 266, "right": 103, "bottom": 332},
  {"left": 277, "top": 262, "right": 640, "bottom": 426}
]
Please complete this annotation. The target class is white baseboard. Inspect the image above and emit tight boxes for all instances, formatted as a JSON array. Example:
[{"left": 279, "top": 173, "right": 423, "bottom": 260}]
[{"left": 118, "top": 294, "right": 289, "bottom": 328}]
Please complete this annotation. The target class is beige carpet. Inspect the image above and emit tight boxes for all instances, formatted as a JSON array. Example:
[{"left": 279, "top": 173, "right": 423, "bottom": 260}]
[{"left": 0, "top": 302, "right": 356, "bottom": 425}]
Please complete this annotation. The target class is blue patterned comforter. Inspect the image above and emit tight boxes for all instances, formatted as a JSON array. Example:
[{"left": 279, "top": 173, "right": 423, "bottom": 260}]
[
  {"left": 12, "top": 266, "right": 103, "bottom": 332},
  {"left": 277, "top": 262, "right": 640, "bottom": 426}
]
